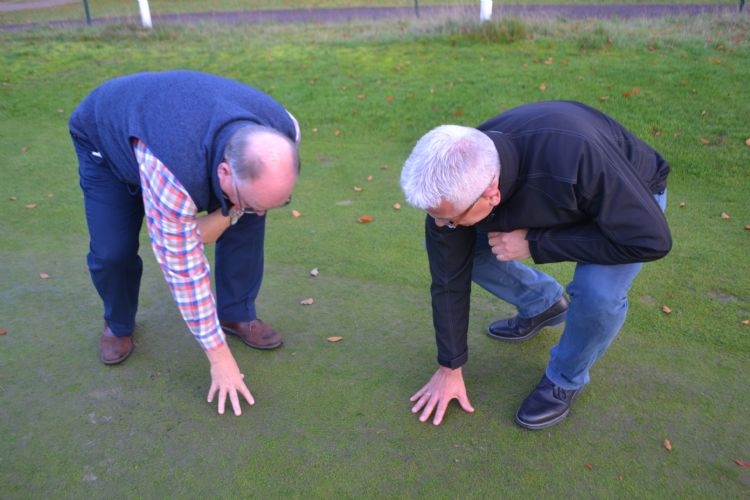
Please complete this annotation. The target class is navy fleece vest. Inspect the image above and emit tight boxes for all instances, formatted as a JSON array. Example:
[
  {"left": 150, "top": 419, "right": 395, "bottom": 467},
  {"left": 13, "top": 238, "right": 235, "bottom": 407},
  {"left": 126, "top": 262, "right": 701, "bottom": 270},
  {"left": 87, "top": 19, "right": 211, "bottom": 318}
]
[{"left": 69, "top": 70, "right": 296, "bottom": 213}]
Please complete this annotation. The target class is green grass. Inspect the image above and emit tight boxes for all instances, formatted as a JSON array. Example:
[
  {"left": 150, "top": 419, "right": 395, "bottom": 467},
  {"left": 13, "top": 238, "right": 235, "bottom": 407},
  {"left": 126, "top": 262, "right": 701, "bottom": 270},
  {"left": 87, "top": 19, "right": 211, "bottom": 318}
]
[
  {"left": 0, "top": 0, "right": 739, "bottom": 26},
  {"left": 1, "top": 14, "right": 749, "bottom": 498}
]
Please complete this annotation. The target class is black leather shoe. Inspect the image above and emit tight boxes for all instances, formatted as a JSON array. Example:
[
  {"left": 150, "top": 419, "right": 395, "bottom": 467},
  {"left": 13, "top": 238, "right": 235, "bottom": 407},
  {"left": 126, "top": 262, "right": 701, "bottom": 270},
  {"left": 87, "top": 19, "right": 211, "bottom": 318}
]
[
  {"left": 515, "top": 374, "right": 582, "bottom": 430},
  {"left": 487, "top": 295, "right": 568, "bottom": 342}
]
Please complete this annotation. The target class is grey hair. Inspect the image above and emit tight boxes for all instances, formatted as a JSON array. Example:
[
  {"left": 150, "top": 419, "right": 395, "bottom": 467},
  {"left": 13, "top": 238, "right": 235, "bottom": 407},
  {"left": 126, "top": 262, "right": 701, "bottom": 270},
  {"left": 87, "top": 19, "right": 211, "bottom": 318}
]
[
  {"left": 400, "top": 125, "right": 500, "bottom": 211},
  {"left": 224, "top": 124, "right": 299, "bottom": 180}
]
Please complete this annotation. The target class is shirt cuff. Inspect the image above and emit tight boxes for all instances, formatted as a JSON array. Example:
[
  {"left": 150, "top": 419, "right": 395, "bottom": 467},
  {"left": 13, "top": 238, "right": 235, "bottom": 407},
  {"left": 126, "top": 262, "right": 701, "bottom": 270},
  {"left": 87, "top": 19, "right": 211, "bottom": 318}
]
[{"left": 438, "top": 349, "right": 468, "bottom": 369}]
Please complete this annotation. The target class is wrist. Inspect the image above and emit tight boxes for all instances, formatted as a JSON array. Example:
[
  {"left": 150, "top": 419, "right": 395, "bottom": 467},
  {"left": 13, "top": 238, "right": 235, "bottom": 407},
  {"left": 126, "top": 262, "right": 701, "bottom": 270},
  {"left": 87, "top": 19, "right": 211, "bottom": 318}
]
[{"left": 205, "top": 343, "right": 232, "bottom": 364}]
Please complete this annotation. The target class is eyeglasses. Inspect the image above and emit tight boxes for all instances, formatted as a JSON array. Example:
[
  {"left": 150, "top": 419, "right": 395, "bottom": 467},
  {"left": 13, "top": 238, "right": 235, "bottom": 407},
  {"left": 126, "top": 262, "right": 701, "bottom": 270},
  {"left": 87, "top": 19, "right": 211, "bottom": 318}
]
[
  {"left": 430, "top": 176, "right": 497, "bottom": 229},
  {"left": 231, "top": 171, "right": 291, "bottom": 215}
]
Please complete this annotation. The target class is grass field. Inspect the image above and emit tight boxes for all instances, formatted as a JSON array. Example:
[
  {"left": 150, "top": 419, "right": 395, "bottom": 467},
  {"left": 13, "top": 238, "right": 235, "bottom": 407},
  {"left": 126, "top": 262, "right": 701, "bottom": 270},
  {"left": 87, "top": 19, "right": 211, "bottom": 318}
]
[
  {"left": 1, "top": 11, "right": 749, "bottom": 498},
  {"left": 0, "top": 0, "right": 740, "bottom": 26}
]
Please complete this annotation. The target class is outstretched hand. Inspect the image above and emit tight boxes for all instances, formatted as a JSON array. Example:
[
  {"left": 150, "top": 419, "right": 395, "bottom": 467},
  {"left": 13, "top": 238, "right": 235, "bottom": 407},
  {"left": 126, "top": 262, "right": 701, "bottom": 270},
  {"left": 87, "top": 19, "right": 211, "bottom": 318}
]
[
  {"left": 205, "top": 344, "right": 255, "bottom": 415},
  {"left": 410, "top": 367, "right": 475, "bottom": 425}
]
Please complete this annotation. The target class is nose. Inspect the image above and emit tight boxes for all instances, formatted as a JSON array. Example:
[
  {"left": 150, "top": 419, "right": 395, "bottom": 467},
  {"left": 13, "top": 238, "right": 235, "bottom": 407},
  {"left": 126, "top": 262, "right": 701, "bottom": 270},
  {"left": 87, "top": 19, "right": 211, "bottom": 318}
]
[{"left": 433, "top": 217, "right": 448, "bottom": 228}]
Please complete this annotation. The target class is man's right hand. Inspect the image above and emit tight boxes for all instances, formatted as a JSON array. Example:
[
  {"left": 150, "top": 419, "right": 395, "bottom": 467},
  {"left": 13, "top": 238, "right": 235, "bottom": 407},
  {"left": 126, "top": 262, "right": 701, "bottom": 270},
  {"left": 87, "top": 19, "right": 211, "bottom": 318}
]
[
  {"left": 205, "top": 344, "right": 255, "bottom": 416},
  {"left": 410, "top": 366, "right": 475, "bottom": 425}
]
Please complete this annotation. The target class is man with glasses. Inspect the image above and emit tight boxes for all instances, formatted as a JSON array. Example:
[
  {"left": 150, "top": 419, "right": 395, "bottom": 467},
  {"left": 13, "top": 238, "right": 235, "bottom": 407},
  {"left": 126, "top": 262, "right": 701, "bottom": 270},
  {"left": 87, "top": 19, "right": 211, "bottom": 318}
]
[
  {"left": 70, "top": 70, "right": 300, "bottom": 416},
  {"left": 400, "top": 101, "right": 671, "bottom": 429}
]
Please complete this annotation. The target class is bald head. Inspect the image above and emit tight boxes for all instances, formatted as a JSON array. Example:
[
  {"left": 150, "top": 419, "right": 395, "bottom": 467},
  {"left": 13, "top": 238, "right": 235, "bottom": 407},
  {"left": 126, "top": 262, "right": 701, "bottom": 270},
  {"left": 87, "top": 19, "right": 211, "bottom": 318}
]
[{"left": 224, "top": 124, "right": 299, "bottom": 181}]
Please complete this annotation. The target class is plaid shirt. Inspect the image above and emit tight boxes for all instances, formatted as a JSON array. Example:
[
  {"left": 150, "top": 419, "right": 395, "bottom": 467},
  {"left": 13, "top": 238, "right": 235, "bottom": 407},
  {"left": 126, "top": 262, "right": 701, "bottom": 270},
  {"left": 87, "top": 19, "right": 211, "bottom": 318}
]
[{"left": 134, "top": 140, "right": 226, "bottom": 351}]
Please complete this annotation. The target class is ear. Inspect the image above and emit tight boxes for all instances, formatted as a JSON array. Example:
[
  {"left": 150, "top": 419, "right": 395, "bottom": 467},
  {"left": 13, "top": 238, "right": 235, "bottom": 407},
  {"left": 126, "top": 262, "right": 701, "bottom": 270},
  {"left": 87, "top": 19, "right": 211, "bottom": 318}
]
[{"left": 485, "top": 178, "right": 502, "bottom": 207}]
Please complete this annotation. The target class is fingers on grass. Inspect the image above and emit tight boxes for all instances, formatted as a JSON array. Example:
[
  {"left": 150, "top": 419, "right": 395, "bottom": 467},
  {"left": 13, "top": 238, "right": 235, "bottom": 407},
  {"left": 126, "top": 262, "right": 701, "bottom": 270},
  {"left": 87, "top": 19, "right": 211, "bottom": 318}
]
[
  {"left": 207, "top": 382, "right": 218, "bottom": 403},
  {"left": 240, "top": 384, "right": 255, "bottom": 406},
  {"left": 419, "top": 396, "right": 438, "bottom": 423},
  {"left": 230, "top": 390, "right": 241, "bottom": 416},
  {"left": 218, "top": 389, "right": 227, "bottom": 415},
  {"left": 458, "top": 394, "right": 475, "bottom": 413}
]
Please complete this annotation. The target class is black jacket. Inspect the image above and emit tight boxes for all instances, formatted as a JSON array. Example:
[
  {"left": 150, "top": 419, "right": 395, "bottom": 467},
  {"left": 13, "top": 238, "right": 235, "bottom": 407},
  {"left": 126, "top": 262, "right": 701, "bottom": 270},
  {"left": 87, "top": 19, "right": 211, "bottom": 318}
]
[{"left": 426, "top": 101, "right": 671, "bottom": 368}]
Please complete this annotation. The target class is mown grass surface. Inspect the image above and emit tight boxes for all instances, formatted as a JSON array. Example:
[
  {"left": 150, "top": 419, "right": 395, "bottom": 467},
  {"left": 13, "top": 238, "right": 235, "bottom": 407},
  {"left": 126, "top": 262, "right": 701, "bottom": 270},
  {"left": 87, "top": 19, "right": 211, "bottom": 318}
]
[{"left": 1, "top": 14, "right": 749, "bottom": 498}]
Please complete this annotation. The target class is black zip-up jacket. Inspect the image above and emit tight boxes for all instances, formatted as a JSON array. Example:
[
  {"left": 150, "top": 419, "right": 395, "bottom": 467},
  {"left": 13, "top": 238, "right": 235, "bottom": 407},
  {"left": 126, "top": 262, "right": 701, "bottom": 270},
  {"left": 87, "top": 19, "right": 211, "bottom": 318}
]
[{"left": 426, "top": 101, "right": 672, "bottom": 368}]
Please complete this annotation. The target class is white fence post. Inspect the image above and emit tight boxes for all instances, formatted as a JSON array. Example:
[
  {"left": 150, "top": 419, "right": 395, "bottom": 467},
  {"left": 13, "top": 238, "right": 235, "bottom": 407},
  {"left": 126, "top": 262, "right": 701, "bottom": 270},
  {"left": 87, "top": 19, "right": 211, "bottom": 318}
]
[
  {"left": 480, "top": 0, "right": 493, "bottom": 22},
  {"left": 137, "top": 0, "right": 153, "bottom": 28}
]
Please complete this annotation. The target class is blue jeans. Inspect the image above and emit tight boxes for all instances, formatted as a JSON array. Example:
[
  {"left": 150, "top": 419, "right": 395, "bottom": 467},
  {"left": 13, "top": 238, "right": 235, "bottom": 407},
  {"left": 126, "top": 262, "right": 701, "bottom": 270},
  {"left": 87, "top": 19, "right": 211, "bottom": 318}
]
[
  {"left": 472, "top": 192, "right": 667, "bottom": 390},
  {"left": 73, "top": 133, "right": 267, "bottom": 337}
]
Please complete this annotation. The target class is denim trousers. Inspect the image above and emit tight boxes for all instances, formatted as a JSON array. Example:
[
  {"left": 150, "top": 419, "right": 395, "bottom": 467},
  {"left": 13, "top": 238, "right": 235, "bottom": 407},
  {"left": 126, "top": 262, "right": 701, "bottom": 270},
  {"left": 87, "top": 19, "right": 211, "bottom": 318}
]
[
  {"left": 73, "top": 133, "right": 266, "bottom": 337},
  {"left": 472, "top": 192, "right": 667, "bottom": 390}
]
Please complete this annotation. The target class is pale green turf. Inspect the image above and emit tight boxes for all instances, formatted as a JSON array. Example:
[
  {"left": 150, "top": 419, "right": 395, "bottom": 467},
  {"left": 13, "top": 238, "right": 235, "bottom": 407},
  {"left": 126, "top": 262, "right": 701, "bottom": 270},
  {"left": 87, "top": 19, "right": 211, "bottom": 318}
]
[{"left": 0, "top": 14, "right": 748, "bottom": 498}]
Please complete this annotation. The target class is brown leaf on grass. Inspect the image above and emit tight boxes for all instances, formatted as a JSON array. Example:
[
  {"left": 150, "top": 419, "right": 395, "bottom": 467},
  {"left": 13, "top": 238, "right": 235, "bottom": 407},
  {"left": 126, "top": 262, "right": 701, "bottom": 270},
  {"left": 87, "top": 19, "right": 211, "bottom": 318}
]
[
  {"left": 358, "top": 215, "right": 373, "bottom": 223},
  {"left": 630, "top": 88, "right": 641, "bottom": 95},
  {"left": 585, "top": 464, "right": 593, "bottom": 470},
  {"left": 291, "top": 210, "right": 302, "bottom": 218},
  {"left": 651, "top": 128, "right": 662, "bottom": 137},
  {"left": 326, "top": 336, "right": 343, "bottom": 342},
  {"left": 648, "top": 45, "right": 656, "bottom": 52},
  {"left": 385, "top": 95, "right": 394, "bottom": 103},
  {"left": 560, "top": 60, "right": 569, "bottom": 66},
  {"left": 745, "top": 224, "right": 750, "bottom": 231},
  {"left": 663, "top": 439, "right": 673, "bottom": 451},
  {"left": 622, "top": 91, "right": 631, "bottom": 97},
  {"left": 308, "top": 79, "right": 316, "bottom": 85},
  {"left": 300, "top": 298, "right": 314, "bottom": 305},
  {"left": 618, "top": 475, "right": 624, "bottom": 481},
  {"left": 679, "top": 201, "right": 686, "bottom": 208},
  {"left": 741, "top": 319, "right": 749, "bottom": 326},
  {"left": 599, "top": 96, "right": 609, "bottom": 102},
  {"left": 357, "top": 93, "right": 365, "bottom": 100},
  {"left": 381, "top": 164, "right": 389, "bottom": 170},
  {"left": 0, "top": 329, "right": 7, "bottom": 336},
  {"left": 312, "top": 128, "right": 318, "bottom": 134},
  {"left": 735, "top": 459, "right": 750, "bottom": 468},
  {"left": 9, "top": 196, "right": 17, "bottom": 201},
  {"left": 539, "top": 82, "right": 548, "bottom": 92},
  {"left": 393, "top": 203, "right": 401, "bottom": 210},
  {"left": 367, "top": 175, "right": 373, "bottom": 181},
  {"left": 673, "top": 131, "right": 682, "bottom": 137},
  {"left": 39, "top": 273, "right": 50, "bottom": 280},
  {"left": 662, "top": 305, "right": 672, "bottom": 314},
  {"left": 745, "top": 138, "right": 750, "bottom": 147},
  {"left": 340, "top": 85, "right": 348, "bottom": 91},
  {"left": 21, "top": 146, "right": 28, "bottom": 153},
  {"left": 699, "top": 137, "right": 711, "bottom": 145},
  {"left": 353, "top": 185, "right": 363, "bottom": 192},
  {"left": 47, "top": 193, "right": 53, "bottom": 198},
  {"left": 25, "top": 203, "right": 37, "bottom": 209},
  {"left": 309, "top": 267, "right": 320, "bottom": 277},
  {"left": 406, "top": 92, "right": 414, "bottom": 99},
  {"left": 679, "top": 80, "right": 687, "bottom": 86},
  {"left": 721, "top": 212, "right": 730, "bottom": 220},
  {"left": 544, "top": 57, "right": 553, "bottom": 65},
  {"left": 455, "top": 109, "right": 463, "bottom": 117},
  {"left": 335, "top": 129, "right": 341, "bottom": 137}
]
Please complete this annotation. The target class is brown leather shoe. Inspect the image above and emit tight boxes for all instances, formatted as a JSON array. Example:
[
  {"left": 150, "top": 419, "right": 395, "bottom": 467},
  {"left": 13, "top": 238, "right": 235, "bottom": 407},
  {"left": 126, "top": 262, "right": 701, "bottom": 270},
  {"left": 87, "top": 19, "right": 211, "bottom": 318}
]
[
  {"left": 220, "top": 319, "right": 284, "bottom": 350},
  {"left": 99, "top": 323, "right": 134, "bottom": 365}
]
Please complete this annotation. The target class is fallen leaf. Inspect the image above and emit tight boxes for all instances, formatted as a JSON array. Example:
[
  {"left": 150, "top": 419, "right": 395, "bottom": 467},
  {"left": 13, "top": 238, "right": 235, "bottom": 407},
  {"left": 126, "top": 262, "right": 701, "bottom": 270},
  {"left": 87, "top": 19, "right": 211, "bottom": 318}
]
[
  {"left": 25, "top": 203, "right": 37, "bottom": 209},
  {"left": 618, "top": 475, "right": 624, "bottom": 481},
  {"left": 0, "top": 329, "right": 7, "bottom": 335},
  {"left": 406, "top": 92, "right": 414, "bottom": 99},
  {"left": 386, "top": 95, "right": 394, "bottom": 103},
  {"left": 699, "top": 137, "right": 710, "bottom": 145},
  {"left": 358, "top": 215, "right": 373, "bottom": 223},
  {"left": 47, "top": 193, "right": 53, "bottom": 198},
  {"left": 679, "top": 80, "right": 687, "bottom": 86},
  {"left": 679, "top": 201, "right": 686, "bottom": 208},
  {"left": 663, "top": 439, "right": 672, "bottom": 451},
  {"left": 662, "top": 305, "right": 672, "bottom": 314},
  {"left": 585, "top": 464, "right": 593, "bottom": 470},
  {"left": 56, "top": 108, "right": 64, "bottom": 113},
  {"left": 673, "top": 131, "right": 682, "bottom": 137},
  {"left": 599, "top": 96, "right": 609, "bottom": 102},
  {"left": 630, "top": 88, "right": 641, "bottom": 95},
  {"left": 651, "top": 128, "right": 662, "bottom": 137},
  {"left": 326, "top": 336, "right": 343, "bottom": 342},
  {"left": 622, "top": 91, "right": 631, "bottom": 97},
  {"left": 393, "top": 203, "right": 401, "bottom": 210},
  {"left": 309, "top": 267, "right": 320, "bottom": 277},
  {"left": 21, "top": 146, "right": 28, "bottom": 153},
  {"left": 291, "top": 210, "right": 302, "bottom": 218},
  {"left": 308, "top": 79, "right": 316, "bottom": 85},
  {"left": 357, "top": 93, "right": 365, "bottom": 100},
  {"left": 544, "top": 57, "right": 553, "bottom": 65},
  {"left": 353, "top": 185, "right": 363, "bottom": 192},
  {"left": 745, "top": 138, "right": 750, "bottom": 147},
  {"left": 648, "top": 45, "right": 656, "bottom": 52},
  {"left": 539, "top": 82, "right": 548, "bottom": 91},
  {"left": 745, "top": 224, "right": 750, "bottom": 231},
  {"left": 9, "top": 196, "right": 17, "bottom": 201},
  {"left": 381, "top": 164, "right": 389, "bottom": 170},
  {"left": 721, "top": 212, "right": 730, "bottom": 220},
  {"left": 39, "top": 273, "right": 50, "bottom": 280},
  {"left": 741, "top": 319, "right": 749, "bottom": 326},
  {"left": 312, "top": 128, "right": 318, "bottom": 134},
  {"left": 300, "top": 298, "right": 314, "bottom": 305},
  {"left": 736, "top": 459, "right": 750, "bottom": 468},
  {"left": 561, "top": 60, "right": 569, "bottom": 66},
  {"left": 367, "top": 175, "right": 373, "bottom": 182},
  {"left": 340, "top": 85, "right": 348, "bottom": 91},
  {"left": 454, "top": 109, "right": 463, "bottom": 117},
  {"left": 335, "top": 200, "right": 353, "bottom": 206},
  {"left": 335, "top": 129, "right": 341, "bottom": 137}
]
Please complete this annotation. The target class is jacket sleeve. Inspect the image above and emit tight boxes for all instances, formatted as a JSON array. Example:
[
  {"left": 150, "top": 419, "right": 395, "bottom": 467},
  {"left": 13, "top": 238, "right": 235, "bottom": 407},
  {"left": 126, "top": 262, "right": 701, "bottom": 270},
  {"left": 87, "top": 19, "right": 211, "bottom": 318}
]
[
  {"left": 425, "top": 216, "right": 476, "bottom": 368},
  {"left": 526, "top": 143, "right": 672, "bottom": 265}
]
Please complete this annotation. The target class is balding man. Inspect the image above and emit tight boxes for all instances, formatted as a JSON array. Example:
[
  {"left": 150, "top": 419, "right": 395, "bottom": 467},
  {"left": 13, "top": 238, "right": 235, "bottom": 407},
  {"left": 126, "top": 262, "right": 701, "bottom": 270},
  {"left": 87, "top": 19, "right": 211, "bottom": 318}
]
[{"left": 69, "top": 70, "right": 300, "bottom": 415}]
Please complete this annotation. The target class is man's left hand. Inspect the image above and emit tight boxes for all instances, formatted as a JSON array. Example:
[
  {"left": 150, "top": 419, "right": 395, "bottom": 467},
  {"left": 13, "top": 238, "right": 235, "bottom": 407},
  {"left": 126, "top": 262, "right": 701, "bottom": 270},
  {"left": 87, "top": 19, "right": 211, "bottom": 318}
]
[{"left": 488, "top": 229, "right": 530, "bottom": 261}]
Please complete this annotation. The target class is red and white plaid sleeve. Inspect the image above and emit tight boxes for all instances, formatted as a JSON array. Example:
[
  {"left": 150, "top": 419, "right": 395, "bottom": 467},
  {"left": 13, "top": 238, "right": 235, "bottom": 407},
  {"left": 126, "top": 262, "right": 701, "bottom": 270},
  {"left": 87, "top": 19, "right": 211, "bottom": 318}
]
[{"left": 134, "top": 139, "right": 226, "bottom": 351}]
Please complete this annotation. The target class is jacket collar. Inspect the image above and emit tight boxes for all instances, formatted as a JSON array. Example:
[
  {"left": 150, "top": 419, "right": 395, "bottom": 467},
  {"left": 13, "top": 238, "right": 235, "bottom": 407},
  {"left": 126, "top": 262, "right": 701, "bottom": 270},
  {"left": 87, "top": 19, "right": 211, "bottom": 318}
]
[{"left": 482, "top": 130, "right": 519, "bottom": 205}]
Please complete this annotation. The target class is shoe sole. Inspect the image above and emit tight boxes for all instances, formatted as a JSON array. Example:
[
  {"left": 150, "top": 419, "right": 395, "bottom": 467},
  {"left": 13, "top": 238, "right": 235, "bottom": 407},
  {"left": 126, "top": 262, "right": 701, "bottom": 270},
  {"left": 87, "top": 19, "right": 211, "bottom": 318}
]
[
  {"left": 487, "top": 309, "right": 567, "bottom": 343},
  {"left": 100, "top": 344, "right": 134, "bottom": 365},
  {"left": 221, "top": 326, "right": 284, "bottom": 350},
  {"left": 514, "top": 389, "right": 582, "bottom": 430}
]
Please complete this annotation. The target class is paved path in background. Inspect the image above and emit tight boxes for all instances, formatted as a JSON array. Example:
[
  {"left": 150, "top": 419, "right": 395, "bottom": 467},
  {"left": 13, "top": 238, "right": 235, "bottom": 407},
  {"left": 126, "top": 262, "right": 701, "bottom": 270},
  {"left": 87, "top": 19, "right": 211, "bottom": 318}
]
[
  {"left": 0, "top": 0, "right": 76, "bottom": 13},
  {"left": 1, "top": 3, "right": 743, "bottom": 30}
]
